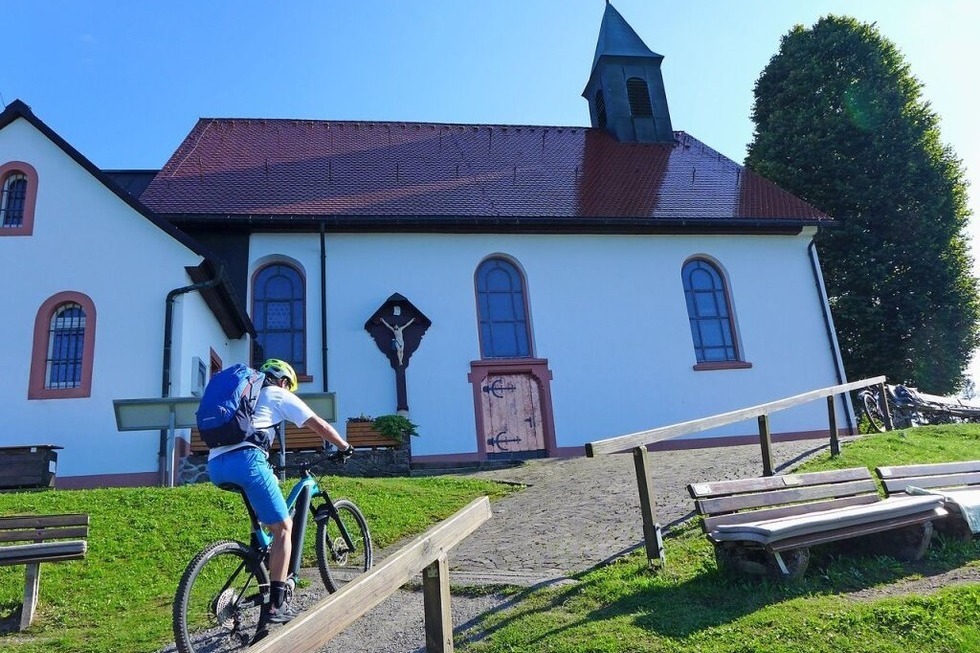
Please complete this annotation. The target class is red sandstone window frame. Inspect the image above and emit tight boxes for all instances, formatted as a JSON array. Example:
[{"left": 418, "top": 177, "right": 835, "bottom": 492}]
[
  {"left": 0, "top": 160, "right": 38, "bottom": 237},
  {"left": 29, "top": 291, "right": 97, "bottom": 399}
]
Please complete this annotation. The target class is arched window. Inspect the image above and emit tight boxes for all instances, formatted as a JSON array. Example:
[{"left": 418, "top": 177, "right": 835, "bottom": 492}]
[
  {"left": 594, "top": 89, "right": 608, "bottom": 129},
  {"left": 475, "top": 257, "right": 531, "bottom": 359},
  {"left": 626, "top": 77, "right": 653, "bottom": 117},
  {"left": 1, "top": 173, "right": 27, "bottom": 227},
  {"left": 0, "top": 161, "right": 38, "bottom": 236},
  {"left": 29, "top": 291, "right": 97, "bottom": 399},
  {"left": 252, "top": 262, "right": 306, "bottom": 374},
  {"left": 682, "top": 258, "right": 739, "bottom": 363}
]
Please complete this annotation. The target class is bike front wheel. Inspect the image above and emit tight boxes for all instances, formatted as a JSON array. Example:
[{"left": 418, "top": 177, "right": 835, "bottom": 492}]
[
  {"left": 859, "top": 390, "right": 887, "bottom": 433},
  {"left": 173, "top": 539, "right": 270, "bottom": 653},
  {"left": 315, "top": 499, "right": 373, "bottom": 592}
]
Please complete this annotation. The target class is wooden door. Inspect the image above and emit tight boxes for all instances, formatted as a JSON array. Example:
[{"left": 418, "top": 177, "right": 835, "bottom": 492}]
[{"left": 481, "top": 373, "right": 545, "bottom": 456}]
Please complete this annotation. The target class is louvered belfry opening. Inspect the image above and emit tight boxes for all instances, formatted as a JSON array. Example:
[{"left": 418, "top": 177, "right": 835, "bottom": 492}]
[{"left": 626, "top": 77, "right": 653, "bottom": 117}]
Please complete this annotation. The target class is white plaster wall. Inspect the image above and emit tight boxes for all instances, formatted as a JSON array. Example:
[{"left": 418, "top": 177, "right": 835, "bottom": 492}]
[
  {"left": 251, "top": 230, "right": 846, "bottom": 456},
  {"left": 1, "top": 118, "right": 210, "bottom": 480}
]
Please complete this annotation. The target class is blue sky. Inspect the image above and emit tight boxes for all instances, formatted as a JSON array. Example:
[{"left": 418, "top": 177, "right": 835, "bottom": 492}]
[{"left": 6, "top": 0, "right": 980, "bottom": 383}]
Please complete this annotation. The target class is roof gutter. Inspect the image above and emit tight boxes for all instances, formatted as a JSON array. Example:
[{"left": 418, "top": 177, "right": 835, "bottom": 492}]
[
  {"left": 807, "top": 239, "right": 854, "bottom": 435},
  {"left": 320, "top": 223, "right": 329, "bottom": 392},
  {"left": 159, "top": 262, "right": 224, "bottom": 486},
  {"left": 165, "top": 213, "right": 828, "bottom": 235}
]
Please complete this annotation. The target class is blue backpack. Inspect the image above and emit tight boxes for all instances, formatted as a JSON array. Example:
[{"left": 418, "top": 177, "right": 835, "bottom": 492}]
[{"left": 196, "top": 364, "right": 267, "bottom": 448}]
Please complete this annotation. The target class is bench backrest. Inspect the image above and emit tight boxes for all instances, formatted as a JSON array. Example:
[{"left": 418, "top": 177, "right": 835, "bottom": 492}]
[
  {"left": 688, "top": 467, "right": 880, "bottom": 532},
  {"left": 190, "top": 425, "right": 323, "bottom": 453},
  {"left": 0, "top": 514, "right": 89, "bottom": 543},
  {"left": 876, "top": 460, "right": 980, "bottom": 497}
]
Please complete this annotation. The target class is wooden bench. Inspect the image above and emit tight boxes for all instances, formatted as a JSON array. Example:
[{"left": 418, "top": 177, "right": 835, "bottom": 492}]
[
  {"left": 876, "top": 460, "right": 980, "bottom": 538},
  {"left": 688, "top": 467, "right": 947, "bottom": 580},
  {"left": 0, "top": 514, "right": 89, "bottom": 630},
  {"left": 189, "top": 426, "right": 324, "bottom": 454}
]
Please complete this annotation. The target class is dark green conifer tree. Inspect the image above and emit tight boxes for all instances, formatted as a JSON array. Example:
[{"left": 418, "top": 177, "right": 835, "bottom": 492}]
[{"left": 746, "top": 16, "right": 979, "bottom": 393}]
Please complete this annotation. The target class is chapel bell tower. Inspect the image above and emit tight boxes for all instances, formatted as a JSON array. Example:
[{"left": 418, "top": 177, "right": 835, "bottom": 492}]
[{"left": 583, "top": 1, "right": 674, "bottom": 143}]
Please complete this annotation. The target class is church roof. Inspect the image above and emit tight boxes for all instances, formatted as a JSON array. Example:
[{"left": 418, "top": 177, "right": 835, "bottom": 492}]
[{"left": 140, "top": 117, "right": 829, "bottom": 229}]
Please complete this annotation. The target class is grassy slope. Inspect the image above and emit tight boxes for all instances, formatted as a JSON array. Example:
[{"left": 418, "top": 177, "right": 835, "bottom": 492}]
[
  {"left": 0, "top": 475, "right": 513, "bottom": 653},
  {"left": 2, "top": 426, "right": 979, "bottom": 652}
]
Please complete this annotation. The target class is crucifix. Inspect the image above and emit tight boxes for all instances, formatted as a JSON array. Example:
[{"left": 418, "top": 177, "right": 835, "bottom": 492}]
[{"left": 364, "top": 293, "right": 431, "bottom": 411}]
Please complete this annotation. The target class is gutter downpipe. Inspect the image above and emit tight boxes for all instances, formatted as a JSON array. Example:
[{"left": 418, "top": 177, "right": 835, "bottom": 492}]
[
  {"left": 807, "top": 238, "right": 855, "bottom": 435},
  {"left": 320, "top": 223, "right": 329, "bottom": 392},
  {"left": 159, "top": 264, "right": 224, "bottom": 486}
]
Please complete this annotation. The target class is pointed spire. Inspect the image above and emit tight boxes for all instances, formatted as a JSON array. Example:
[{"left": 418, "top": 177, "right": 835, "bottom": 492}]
[
  {"left": 583, "top": 2, "right": 673, "bottom": 143},
  {"left": 591, "top": 1, "right": 662, "bottom": 72}
]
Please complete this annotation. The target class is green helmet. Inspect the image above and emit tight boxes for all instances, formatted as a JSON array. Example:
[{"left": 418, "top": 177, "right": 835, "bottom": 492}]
[{"left": 260, "top": 359, "right": 298, "bottom": 392}]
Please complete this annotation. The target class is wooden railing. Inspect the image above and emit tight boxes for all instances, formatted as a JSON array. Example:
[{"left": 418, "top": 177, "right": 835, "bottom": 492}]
[
  {"left": 585, "top": 376, "right": 886, "bottom": 567},
  {"left": 250, "top": 496, "right": 492, "bottom": 653}
]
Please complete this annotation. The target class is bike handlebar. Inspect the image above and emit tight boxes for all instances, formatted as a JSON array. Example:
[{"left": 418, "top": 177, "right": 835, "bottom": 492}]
[{"left": 273, "top": 444, "right": 355, "bottom": 473}]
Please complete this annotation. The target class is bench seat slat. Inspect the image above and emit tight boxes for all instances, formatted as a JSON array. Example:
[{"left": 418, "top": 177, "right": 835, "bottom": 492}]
[
  {"left": 709, "top": 495, "right": 945, "bottom": 543},
  {"left": 695, "top": 479, "right": 878, "bottom": 516},
  {"left": 877, "top": 460, "right": 980, "bottom": 480},
  {"left": 0, "top": 541, "right": 87, "bottom": 566},
  {"left": 880, "top": 471, "right": 980, "bottom": 495},
  {"left": 767, "top": 508, "right": 946, "bottom": 552},
  {"left": 0, "top": 514, "right": 89, "bottom": 530},
  {"left": 688, "top": 467, "right": 873, "bottom": 499},
  {"left": 702, "top": 494, "right": 879, "bottom": 532},
  {"left": 0, "top": 526, "right": 89, "bottom": 543}
]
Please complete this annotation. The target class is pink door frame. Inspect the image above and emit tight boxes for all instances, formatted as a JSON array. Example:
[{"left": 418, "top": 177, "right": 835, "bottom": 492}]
[{"left": 468, "top": 358, "right": 556, "bottom": 460}]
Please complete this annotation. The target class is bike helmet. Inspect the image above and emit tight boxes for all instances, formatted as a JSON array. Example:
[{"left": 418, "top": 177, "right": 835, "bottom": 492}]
[{"left": 260, "top": 359, "right": 299, "bottom": 392}]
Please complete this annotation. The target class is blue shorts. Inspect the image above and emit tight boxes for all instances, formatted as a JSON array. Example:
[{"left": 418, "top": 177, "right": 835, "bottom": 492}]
[{"left": 208, "top": 446, "right": 289, "bottom": 525}]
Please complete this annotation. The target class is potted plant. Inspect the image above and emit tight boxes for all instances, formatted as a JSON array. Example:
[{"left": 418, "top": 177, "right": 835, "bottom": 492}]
[
  {"left": 345, "top": 414, "right": 419, "bottom": 447},
  {"left": 371, "top": 414, "right": 419, "bottom": 442}
]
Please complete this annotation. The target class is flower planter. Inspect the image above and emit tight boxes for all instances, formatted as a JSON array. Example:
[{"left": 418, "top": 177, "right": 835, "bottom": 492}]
[{"left": 345, "top": 421, "right": 403, "bottom": 449}]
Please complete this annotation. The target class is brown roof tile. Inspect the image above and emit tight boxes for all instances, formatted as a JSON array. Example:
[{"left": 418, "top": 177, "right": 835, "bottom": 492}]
[{"left": 140, "top": 118, "right": 829, "bottom": 224}]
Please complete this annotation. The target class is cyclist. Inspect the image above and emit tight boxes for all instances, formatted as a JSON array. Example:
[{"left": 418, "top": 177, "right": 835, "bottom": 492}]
[{"left": 206, "top": 358, "right": 354, "bottom": 624}]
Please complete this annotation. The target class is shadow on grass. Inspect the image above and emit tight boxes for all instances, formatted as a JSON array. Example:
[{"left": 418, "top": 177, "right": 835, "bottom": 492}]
[{"left": 455, "top": 530, "right": 980, "bottom": 649}]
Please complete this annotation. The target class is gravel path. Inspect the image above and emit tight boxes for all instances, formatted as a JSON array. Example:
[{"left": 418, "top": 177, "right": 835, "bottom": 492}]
[{"left": 313, "top": 437, "right": 846, "bottom": 652}]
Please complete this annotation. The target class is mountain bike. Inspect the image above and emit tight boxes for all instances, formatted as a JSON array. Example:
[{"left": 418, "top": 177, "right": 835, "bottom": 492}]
[{"left": 172, "top": 448, "right": 373, "bottom": 653}]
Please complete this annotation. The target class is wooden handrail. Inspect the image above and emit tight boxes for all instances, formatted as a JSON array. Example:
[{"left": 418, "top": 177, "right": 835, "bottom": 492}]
[
  {"left": 586, "top": 376, "right": 884, "bottom": 457},
  {"left": 250, "top": 496, "right": 492, "bottom": 653},
  {"left": 587, "top": 375, "right": 886, "bottom": 568}
]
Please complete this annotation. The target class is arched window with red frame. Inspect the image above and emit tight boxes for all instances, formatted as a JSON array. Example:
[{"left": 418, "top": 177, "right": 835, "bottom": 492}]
[
  {"left": 0, "top": 161, "right": 38, "bottom": 236},
  {"left": 29, "top": 291, "right": 97, "bottom": 399}
]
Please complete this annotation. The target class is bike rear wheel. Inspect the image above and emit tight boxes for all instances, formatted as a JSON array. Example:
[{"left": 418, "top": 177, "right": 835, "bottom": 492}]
[
  {"left": 173, "top": 539, "right": 270, "bottom": 653},
  {"left": 315, "top": 499, "right": 373, "bottom": 592}
]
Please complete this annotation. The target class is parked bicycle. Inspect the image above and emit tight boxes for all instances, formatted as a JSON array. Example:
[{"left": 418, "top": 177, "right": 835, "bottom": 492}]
[
  {"left": 857, "top": 383, "right": 975, "bottom": 433},
  {"left": 172, "top": 447, "right": 373, "bottom": 653}
]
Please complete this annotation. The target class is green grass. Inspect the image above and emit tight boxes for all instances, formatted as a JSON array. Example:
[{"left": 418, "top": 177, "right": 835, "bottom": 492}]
[
  {"left": 455, "top": 425, "right": 980, "bottom": 653},
  {"left": 0, "top": 473, "right": 514, "bottom": 653},
  {"left": 2, "top": 426, "right": 979, "bottom": 653}
]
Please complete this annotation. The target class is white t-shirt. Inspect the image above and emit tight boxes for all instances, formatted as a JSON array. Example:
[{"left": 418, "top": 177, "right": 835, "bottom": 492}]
[{"left": 207, "top": 385, "right": 317, "bottom": 461}]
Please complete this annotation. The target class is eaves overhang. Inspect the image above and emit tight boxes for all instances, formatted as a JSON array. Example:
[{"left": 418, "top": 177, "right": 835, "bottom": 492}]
[{"left": 161, "top": 212, "right": 833, "bottom": 236}]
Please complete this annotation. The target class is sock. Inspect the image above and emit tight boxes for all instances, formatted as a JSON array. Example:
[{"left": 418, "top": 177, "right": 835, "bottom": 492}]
[{"left": 270, "top": 581, "right": 287, "bottom": 608}]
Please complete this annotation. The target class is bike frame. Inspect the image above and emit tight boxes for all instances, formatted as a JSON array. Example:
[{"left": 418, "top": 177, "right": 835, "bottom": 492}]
[{"left": 235, "top": 464, "right": 358, "bottom": 581}]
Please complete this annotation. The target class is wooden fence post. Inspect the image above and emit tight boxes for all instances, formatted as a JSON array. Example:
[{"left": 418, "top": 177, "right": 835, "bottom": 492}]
[
  {"left": 423, "top": 555, "right": 453, "bottom": 653},
  {"left": 758, "top": 414, "right": 774, "bottom": 476},
  {"left": 827, "top": 395, "right": 840, "bottom": 457},
  {"left": 632, "top": 446, "right": 665, "bottom": 568},
  {"left": 879, "top": 382, "right": 895, "bottom": 430}
]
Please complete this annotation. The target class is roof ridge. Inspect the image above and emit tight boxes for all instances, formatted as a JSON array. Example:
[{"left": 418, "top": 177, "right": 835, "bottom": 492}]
[{"left": 196, "top": 116, "right": 595, "bottom": 131}]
